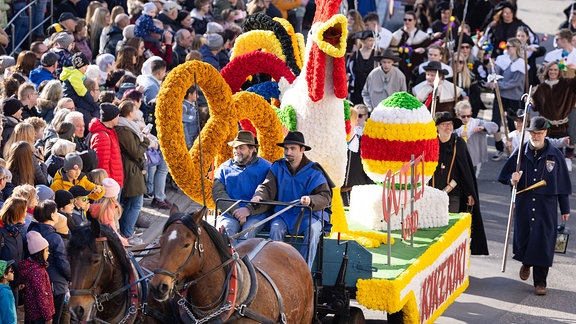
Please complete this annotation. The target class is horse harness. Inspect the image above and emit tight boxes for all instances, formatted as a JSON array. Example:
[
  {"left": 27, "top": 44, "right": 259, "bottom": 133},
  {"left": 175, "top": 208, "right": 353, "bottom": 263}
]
[
  {"left": 69, "top": 236, "right": 152, "bottom": 324},
  {"left": 154, "top": 214, "right": 287, "bottom": 324}
]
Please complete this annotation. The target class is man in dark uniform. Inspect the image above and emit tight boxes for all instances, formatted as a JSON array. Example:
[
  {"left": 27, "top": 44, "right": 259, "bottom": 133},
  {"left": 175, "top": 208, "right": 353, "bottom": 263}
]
[{"left": 499, "top": 116, "right": 571, "bottom": 296}]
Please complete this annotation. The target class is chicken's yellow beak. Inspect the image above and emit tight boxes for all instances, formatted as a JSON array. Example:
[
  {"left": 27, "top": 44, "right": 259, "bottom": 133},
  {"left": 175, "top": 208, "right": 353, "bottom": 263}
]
[{"left": 313, "top": 14, "right": 348, "bottom": 58}]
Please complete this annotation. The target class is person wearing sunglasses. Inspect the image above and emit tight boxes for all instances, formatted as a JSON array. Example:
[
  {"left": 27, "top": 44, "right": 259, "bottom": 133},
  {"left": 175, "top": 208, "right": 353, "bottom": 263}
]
[
  {"left": 454, "top": 101, "right": 498, "bottom": 178},
  {"left": 69, "top": 185, "right": 92, "bottom": 230},
  {"left": 0, "top": 259, "right": 17, "bottom": 323}
]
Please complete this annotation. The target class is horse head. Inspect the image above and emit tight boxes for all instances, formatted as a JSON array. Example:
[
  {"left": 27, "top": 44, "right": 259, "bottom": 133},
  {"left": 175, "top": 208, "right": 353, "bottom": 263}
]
[
  {"left": 150, "top": 205, "right": 208, "bottom": 302},
  {"left": 68, "top": 217, "right": 130, "bottom": 322}
]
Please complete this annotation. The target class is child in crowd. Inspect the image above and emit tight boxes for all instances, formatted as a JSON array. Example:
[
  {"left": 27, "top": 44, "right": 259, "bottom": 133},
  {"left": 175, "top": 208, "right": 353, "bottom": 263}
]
[
  {"left": 134, "top": 3, "right": 165, "bottom": 40},
  {"left": 182, "top": 86, "right": 199, "bottom": 149},
  {"left": 51, "top": 152, "right": 104, "bottom": 201},
  {"left": 87, "top": 168, "right": 109, "bottom": 186},
  {"left": 55, "top": 189, "right": 75, "bottom": 232},
  {"left": 89, "top": 178, "right": 128, "bottom": 245},
  {"left": 454, "top": 101, "right": 498, "bottom": 177},
  {"left": 0, "top": 259, "right": 17, "bottom": 324},
  {"left": 69, "top": 185, "right": 91, "bottom": 228},
  {"left": 59, "top": 52, "right": 91, "bottom": 97},
  {"left": 19, "top": 231, "right": 55, "bottom": 324},
  {"left": 28, "top": 200, "right": 71, "bottom": 324}
]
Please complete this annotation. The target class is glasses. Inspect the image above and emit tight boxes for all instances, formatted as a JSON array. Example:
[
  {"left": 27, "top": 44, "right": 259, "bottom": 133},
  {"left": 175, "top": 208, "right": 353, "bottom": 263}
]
[
  {"left": 457, "top": 60, "right": 465, "bottom": 64},
  {"left": 460, "top": 45, "right": 470, "bottom": 49},
  {"left": 404, "top": 18, "right": 413, "bottom": 22},
  {"left": 78, "top": 197, "right": 89, "bottom": 202},
  {"left": 358, "top": 114, "right": 367, "bottom": 118},
  {"left": 459, "top": 115, "right": 472, "bottom": 119},
  {"left": 506, "top": 45, "right": 515, "bottom": 48}
]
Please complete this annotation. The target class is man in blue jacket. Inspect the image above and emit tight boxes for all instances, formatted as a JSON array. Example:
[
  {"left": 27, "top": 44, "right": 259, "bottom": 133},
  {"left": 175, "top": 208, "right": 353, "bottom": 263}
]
[
  {"left": 499, "top": 117, "right": 571, "bottom": 296},
  {"left": 29, "top": 52, "right": 58, "bottom": 89},
  {"left": 252, "top": 131, "right": 332, "bottom": 268},
  {"left": 214, "top": 131, "right": 271, "bottom": 242}
]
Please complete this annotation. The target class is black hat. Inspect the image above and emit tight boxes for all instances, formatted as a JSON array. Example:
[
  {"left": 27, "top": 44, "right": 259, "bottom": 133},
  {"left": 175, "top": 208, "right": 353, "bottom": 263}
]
[
  {"left": 276, "top": 131, "right": 311, "bottom": 151},
  {"left": 494, "top": 1, "right": 516, "bottom": 13},
  {"left": 72, "top": 52, "right": 89, "bottom": 69},
  {"left": 357, "top": 30, "right": 374, "bottom": 40},
  {"left": 68, "top": 185, "right": 91, "bottom": 198},
  {"left": 57, "top": 121, "right": 76, "bottom": 140},
  {"left": 434, "top": 111, "right": 463, "bottom": 128},
  {"left": 454, "top": 34, "right": 474, "bottom": 50},
  {"left": 64, "top": 152, "right": 83, "bottom": 172},
  {"left": 564, "top": 3, "right": 576, "bottom": 19},
  {"left": 100, "top": 103, "right": 120, "bottom": 122},
  {"left": 374, "top": 48, "right": 400, "bottom": 62},
  {"left": 59, "top": 12, "right": 78, "bottom": 23},
  {"left": 423, "top": 61, "right": 449, "bottom": 75},
  {"left": 435, "top": 2, "right": 450, "bottom": 19},
  {"left": 41, "top": 52, "right": 59, "bottom": 67},
  {"left": 514, "top": 109, "right": 525, "bottom": 120},
  {"left": 2, "top": 97, "right": 24, "bottom": 117},
  {"left": 54, "top": 190, "right": 74, "bottom": 209},
  {"left": 526, "top": 116, "right": 550, "bottom": 131}
]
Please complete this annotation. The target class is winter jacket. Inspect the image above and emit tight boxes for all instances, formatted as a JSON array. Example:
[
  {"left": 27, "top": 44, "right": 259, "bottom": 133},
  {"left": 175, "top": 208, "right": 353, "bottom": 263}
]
[
  {"left": 62, "top": 79, "right": 99, "bottom": 130},
  {"left": 1, "top": 116, "right": 20, "bottom": 151},
  {"left": 134, "top": 13, "right": 164, "bottom": 38},
  {"left": 88, "top": 118, "right": 124, "bottom": 187},
  {"left": 0, "top": 284, "right": 16, "bottom": 324},
  {"left": 45, "top": 154, "right": 65, "bottom": 178},
  {"left": 0, "top": 222, "right": 24, "bottom": 290},
  {"left": 29, "top": 66, "right": 56, "bottom": 89},
  {"left": 36, "top": 99, "right": 57, "bottom": 124},
  {"left": 115, "top": 123, "right": 149, "bottom": 198},
  {"left": 50, "top": 47, "right": 73, "bottom": 77},
  {"left": 103, "top": 25, "right": 123, "bottom": 55},
  {"left": 60, "top": 66, "right": 88, "bottom": 97},
  {"left": 51, "top": 169, "right": 105, "bottom": 201},
  {"left": 18, "top": 257, "right": 55, "bottom": 322},
  {"left": 28, "top": 222, "right": 71, "bottom": 295},
  {"left": 199, "top": 44, "right": 221, "bottom": 71}
]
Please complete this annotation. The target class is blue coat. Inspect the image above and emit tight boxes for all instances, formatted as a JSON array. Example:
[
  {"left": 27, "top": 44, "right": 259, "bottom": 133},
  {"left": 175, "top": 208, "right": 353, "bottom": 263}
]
[
  {"left": 0, "top": 284, "right": 16, "bottom": 323},
  {"left": 215, "top": 157, "right": 271, "bottom": 209},
  {"left": 199, "top": 45, "right": 221, "bottom": 71},
  {"left": 27, "top": 223, "right": 71, "bottom": 295},
  {"left": 499, "top": 139, "right": 572, "bottom": 267},
  {"left": 29, "top": 67, "right": 56, "bottom": 89},
  {"left": 0, "top": 223, "right": 24, "bottom": 304},
  {"left": 270, "top": 160, "right": 329, "bottom": 234}
]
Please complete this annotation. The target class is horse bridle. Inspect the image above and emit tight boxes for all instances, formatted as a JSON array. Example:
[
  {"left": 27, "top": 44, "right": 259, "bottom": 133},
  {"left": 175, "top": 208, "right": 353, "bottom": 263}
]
[{"left": 70, "top": 237, "right": 112, "bottom": 312}]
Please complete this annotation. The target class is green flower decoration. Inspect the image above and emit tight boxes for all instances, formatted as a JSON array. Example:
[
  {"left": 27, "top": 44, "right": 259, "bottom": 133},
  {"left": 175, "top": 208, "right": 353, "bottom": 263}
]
[
  {"left": 275, "top": 105, "right": 297, "bottom": 130},
  {"left": 381, "top": 91, "right": 423, "bottom": 110},
  {"left": 344, "top": 100, "right": 351, "bottom": 120}
]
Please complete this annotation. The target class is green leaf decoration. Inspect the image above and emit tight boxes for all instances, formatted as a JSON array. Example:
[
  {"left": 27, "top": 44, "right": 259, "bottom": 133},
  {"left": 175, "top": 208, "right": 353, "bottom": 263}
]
[
  {"left": 275, "top": 105, "right": 297, "bottom": 130},
  {"left": 381, "top": 91, "right": 423, "bottom": 110}
]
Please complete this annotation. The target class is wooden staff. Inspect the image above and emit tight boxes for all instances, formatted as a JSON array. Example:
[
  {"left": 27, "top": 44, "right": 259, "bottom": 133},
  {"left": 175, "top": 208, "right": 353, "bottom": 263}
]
[
  {"left": 489, "top": 58, "right": 511, "bottom": 155},
  {"left": 522, "top": 44, "right": 529, "bottom": 92},
  {"left": 502, "top": 86, "right": 533, "bottom": 272},
  {"left": 516, "top": 180, "right": 546, "bottom": 194},
  {"left": 453, "top": 0, "right": 469, "bottom": 103}
]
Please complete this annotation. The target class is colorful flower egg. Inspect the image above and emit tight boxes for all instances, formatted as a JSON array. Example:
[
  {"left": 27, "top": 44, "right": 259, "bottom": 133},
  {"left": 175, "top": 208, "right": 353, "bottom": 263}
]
[{"left": 361, "top": 92, "right": 439, "bottom": 182}]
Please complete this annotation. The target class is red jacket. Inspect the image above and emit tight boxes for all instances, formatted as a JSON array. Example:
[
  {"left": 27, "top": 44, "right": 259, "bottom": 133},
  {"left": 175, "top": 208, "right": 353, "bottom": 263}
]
[
  {"left": 88, "top": 118, "right": 124, "bottom": 187},
  {"left": 18, "top": 258, "right": 55, "bottom": 321}
]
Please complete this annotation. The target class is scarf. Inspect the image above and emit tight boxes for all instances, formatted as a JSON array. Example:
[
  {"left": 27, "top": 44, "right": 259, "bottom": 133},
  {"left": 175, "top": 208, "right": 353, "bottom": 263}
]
[{"left": 117, "top": 117, "right": 144, "bottom": 142}]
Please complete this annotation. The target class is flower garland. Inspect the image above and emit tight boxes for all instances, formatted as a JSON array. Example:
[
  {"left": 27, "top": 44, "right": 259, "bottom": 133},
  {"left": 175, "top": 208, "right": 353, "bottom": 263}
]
[
  {"left": 156, "top": 60, "right": 283, "bottom": 208},
  {"left": 221, "top": 51, "right": 296, "bottom": 94},
  {"left": 242, "top": 13, "right": 300, "bottom": 75},
  {"left": 361, "top": 92, "right": 439, "bottom": 182},
  {"left": 246, "top": 81, "right": 280, "bottom": 101},
  {"left": 274, "top": 105, "right": 297, "bottom": 130},
  {"left": 273, "top": 17, "right": 303, "bottom": 69},
  {"left": 355, "top": 213, "right": 471, "bottom": 320},
  {"left": 344, "top": 100, "right": 351, "bottom": 141}
]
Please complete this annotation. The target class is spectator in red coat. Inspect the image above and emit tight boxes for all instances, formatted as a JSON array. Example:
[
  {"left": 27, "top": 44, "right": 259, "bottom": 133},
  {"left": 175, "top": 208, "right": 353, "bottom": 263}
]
[{"left": 87, "top": 103, "right": 124, "bottom": 189}]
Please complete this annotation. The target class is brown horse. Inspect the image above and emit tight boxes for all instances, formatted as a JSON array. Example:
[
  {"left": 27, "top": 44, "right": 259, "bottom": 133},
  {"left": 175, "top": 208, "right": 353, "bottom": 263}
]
[
  {"left": 150, "top": 206, "right": 315, "bottom": 323},
  {"left": 67, "top": 218, "right": 171, "bottom": 323}
]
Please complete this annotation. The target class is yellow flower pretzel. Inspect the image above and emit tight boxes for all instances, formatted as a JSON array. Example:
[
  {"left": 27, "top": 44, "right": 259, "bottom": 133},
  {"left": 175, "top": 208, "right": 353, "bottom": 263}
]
[{"left": 156, "top": 60, "right": 284, "bottom": 208}]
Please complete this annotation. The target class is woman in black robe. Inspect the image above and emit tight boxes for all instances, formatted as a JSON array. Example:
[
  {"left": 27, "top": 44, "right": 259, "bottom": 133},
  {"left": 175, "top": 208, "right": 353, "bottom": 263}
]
[{"left": 429, "top": 112, "right": 489, "bottom": 255}]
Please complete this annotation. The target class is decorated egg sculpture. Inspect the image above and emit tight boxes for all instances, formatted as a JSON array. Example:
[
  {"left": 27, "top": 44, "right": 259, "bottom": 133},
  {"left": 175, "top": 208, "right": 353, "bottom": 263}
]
[{"left": 361, "top": 92, "right": 439, "bottom": 182}]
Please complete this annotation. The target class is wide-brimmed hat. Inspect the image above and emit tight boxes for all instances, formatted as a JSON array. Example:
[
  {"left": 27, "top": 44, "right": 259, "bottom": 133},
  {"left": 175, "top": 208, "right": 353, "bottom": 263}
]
[
  {"left": 434, "top": 111, "right": 463, "bottom": 128},
  {"left": 227, "top": 130, "right": 259, "bottom": 148},
  {"left": 454, "top": 34, "right": 474, "bottom": 50},
  {"left": 494, "top": 1, "right": 516, "bottom": 13},
  {"left": 374, "top": 49, "right": 400, "bottom": 62},
  {"left": 0, "top": 259, "right": 14, "bottom": 275},
  {"left": 423, "top": 61, "right": 449, "bottom": 75},
  {"left": 434, "top": 1, "right": 450, "bottom": 19},
  {"left": 526, "top": 116, "right": 550, "bottom": 131},
  {"left": 357, "top": 30, "right": 374, "bottom": 40},
  {"left": 277, "top": 131, "right": 311, "bottom": 151}
]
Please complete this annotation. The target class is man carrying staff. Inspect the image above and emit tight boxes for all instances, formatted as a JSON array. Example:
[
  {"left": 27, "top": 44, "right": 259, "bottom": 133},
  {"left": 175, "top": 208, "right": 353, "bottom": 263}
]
[
  {"left": 498, "top": 117, "right": 571, "bottom": 296},
  {"left": 251, "top": 131, "right": 332, "bottom": 269},
  {"left": 214, "top": 131, "right": 271, "bottom": 242}
]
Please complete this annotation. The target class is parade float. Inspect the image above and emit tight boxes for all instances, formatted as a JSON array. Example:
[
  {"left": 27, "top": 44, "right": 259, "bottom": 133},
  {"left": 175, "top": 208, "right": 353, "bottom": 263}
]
[{"left": 154, "top": 0, "right": 471, "bottom": 322}]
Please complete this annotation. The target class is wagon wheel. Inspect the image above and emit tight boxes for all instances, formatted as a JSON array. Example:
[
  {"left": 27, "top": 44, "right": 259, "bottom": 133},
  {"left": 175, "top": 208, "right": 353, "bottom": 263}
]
[{"left": 332, "top": 306, "right": 365, "bottom": 324}]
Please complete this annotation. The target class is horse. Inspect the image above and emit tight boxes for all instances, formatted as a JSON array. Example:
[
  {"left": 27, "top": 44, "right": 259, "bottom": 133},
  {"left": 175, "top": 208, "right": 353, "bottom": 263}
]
[
  {"left": 150, "top": 206, "right": 315, "bottom": 323},
  {"left": 67, "top": 218, "right": 169, "bottom": 323}
]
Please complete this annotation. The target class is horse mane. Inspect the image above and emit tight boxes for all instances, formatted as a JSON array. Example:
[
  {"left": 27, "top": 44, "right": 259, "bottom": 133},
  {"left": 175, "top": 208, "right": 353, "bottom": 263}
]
[
  {"left": 68, "top": 223, "right": 133, "bottom": 274},
  {"left": 166, "top": 212, "right": 232, "bottom": 265}
]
